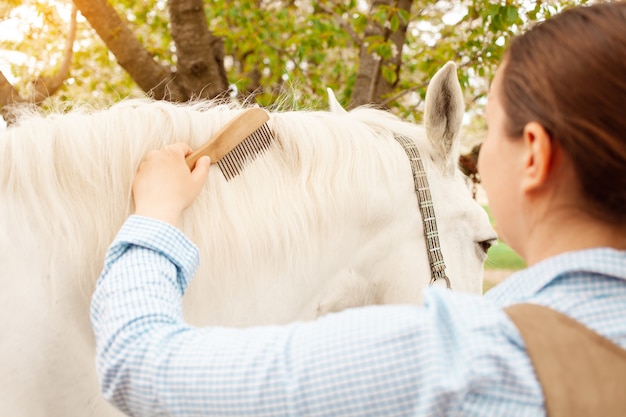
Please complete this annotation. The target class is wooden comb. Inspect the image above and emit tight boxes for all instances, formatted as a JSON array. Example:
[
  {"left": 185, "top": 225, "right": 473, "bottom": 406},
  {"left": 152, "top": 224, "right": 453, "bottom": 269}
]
[{"left": 185, "top": 107, "right": 274, "bottom": 180}]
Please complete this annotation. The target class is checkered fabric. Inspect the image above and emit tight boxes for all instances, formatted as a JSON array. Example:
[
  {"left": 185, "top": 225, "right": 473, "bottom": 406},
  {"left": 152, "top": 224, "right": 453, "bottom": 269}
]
[{"left": 91, "top": 215, "right": 626, "bottom": 417}]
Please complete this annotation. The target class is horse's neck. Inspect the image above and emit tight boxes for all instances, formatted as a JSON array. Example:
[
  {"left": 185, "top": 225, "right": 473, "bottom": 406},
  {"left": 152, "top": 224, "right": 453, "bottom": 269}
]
[
  {"left": 180, "top": 156, "right": 433, "bottom": 327},
  {"left": 2, "top": 104, "right": 438, "bottom": 328},
  {"left": 182, "top": 213, "right": 432, "bottom": 327}
]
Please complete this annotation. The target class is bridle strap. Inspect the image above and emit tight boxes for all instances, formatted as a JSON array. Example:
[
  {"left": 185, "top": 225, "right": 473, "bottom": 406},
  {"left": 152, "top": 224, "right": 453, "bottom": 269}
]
[{"left": 393, "top": 134, "right": 451, "bottom": 289}]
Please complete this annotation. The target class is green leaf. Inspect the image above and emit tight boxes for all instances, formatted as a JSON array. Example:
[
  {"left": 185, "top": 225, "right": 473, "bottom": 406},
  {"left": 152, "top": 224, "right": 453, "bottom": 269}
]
[
  {"left": 397, "top": 9, "right": 410, "bottom": 24},
  {"left": 381, "top": 64, "right": 397, "bottom": 84},
  {"left": 353, "top": 14, "right": 368, "bottom": 32},
  {"left": 390, "top": 14, "right": 399, "bottom": 32},
  {"left": 506, "top": 6, "right": 519, "bottom": 25}
]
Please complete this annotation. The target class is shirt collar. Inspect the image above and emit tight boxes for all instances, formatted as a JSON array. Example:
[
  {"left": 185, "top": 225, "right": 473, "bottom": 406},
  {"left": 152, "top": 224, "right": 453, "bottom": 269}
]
[{"left": 484, "top": 247, "right": 626, "bottom": 305}]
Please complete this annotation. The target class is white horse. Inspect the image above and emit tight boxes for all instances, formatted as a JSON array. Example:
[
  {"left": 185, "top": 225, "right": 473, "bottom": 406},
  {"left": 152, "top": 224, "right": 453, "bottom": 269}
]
[{"left": 0, "top": 62, "right": 495, "bottom": 416}]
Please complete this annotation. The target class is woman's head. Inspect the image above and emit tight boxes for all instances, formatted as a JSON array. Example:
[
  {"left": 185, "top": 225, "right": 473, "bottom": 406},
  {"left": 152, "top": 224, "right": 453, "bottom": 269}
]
[{"left": 494, "top": 2, "right": 626, "bottom": 225}]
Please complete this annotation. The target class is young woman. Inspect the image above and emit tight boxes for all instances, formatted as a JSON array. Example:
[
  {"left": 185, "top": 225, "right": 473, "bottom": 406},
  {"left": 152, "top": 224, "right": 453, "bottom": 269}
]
[{"left": 91, "top": 3, "right": 626, "bottom": 416}]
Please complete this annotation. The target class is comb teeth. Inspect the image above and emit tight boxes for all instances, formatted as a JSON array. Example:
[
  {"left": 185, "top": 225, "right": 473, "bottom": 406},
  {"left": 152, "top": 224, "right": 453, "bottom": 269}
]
[{"left": 217, "top": 123, "right": 274, "bottom": 180}]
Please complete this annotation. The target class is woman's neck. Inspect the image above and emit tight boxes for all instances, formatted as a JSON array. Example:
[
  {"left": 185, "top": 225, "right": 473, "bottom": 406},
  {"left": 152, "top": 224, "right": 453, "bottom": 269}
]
[{"left": 523, "top": 208, "right": 626, "bottom": 266}]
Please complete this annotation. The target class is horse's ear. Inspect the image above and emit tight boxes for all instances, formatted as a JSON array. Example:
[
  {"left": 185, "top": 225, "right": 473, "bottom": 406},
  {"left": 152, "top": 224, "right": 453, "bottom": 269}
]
[
  {"left": 424, "top": 61, "right": 465, "bottom": 174},
  {"left": 327, "top": 88, "right": 348, "bottom": 114}
]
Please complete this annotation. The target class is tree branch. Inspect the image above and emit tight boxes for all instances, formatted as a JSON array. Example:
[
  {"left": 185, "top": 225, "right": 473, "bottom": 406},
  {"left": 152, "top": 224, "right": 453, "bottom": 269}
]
[
  {"left": 72, "top": 0, "right": 188, "bottom": 101},
  {"left": 0, "top": 71, "right": 25, "bottom": 107},
  {"left": 168, "top": 0, "right": 228, "bottom": 99},
  {"left": 0, "top": 5, "right": 78, "bottom": 123},
  {"left": 349, "top": 0, "right": 411, "bottom": 109},
  {"left": 315, "top": 3, "right": 362, "bottom": 47},
  {"left": 0, "top": 71, "right": 28, "bottom": 125},
  {"left": 379, "top": 79, "right": 428, "bottom": 107},
  {"left": 29, "top": 4, "right": 78, "bottom": 104}
]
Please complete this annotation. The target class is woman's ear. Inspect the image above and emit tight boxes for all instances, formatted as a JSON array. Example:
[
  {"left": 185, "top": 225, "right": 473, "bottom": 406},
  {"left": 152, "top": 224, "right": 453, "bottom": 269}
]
[{"left": 521, "top": 122, "right": 553, "bottom": 193}]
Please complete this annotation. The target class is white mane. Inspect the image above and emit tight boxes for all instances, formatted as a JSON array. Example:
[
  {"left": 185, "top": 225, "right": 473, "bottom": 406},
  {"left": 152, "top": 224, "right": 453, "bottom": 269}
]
[{"left": 1, "top": 99, "right": 442, "bottom": 320}]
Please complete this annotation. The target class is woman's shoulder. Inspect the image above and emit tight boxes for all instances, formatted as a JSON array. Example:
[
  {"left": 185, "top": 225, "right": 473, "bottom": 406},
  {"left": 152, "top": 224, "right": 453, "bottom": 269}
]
[{"left": 484, "top": 247, "right": 626, "bottom": 348}]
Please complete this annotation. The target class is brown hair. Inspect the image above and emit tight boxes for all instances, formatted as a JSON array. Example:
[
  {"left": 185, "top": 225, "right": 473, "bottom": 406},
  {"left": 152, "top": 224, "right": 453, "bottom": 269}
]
[{"left": 500, "top": 2, "right": 626, "bottom": 224}]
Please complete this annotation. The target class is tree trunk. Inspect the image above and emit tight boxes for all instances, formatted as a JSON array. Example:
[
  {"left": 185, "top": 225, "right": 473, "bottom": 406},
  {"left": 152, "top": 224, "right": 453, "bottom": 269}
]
[
  {"left": 72, "top": 0, "right": 189, "bottom": 101},
  {"left": 168, "top": 0, "right": 229, "bottom": 99},
  {"left": 350, "top": 0, "right": 411, "bottom": 109}
]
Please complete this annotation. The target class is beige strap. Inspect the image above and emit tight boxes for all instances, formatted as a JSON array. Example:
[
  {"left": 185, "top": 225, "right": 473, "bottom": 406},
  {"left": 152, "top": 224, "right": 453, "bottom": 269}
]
[
  {"left": 392, "top": 134, "right": 450, "bottom": 288},
  {"left": 505, "top": 303, "right": 626, "bottom": 417}
]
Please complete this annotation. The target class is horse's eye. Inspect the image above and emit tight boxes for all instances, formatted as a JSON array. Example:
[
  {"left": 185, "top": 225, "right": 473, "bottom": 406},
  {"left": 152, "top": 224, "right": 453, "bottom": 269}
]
[{"left": 478, "top": 238, "right": 496, "bottom": 254}]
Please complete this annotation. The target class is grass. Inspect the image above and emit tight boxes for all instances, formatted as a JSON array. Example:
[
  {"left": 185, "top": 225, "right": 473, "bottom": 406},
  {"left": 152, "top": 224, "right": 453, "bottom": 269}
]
[
  {"left": 481, "top": 206, "right": 526, "bottom": 271},
  {"left": 485, "top": 241, "right": 526, "bottom": 270}
]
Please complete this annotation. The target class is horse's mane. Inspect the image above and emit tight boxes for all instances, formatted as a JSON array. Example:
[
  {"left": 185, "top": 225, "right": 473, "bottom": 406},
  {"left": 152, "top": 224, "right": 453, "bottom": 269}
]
[{"left": 0, "top": 99, "right": 433, "bottom": 290}]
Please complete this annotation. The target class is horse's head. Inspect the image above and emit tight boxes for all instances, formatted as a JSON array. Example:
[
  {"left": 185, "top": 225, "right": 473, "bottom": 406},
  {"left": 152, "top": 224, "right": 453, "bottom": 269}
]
[
  {"left": 420, "top": 62, "right": 497, "bottom": 293},
  {"left": 323, "top": 62, "right": 496, "bottom": 299}
]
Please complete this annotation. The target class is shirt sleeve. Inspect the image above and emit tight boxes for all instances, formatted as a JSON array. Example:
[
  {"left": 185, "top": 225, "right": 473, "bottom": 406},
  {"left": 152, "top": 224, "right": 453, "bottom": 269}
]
[{"left": 91, "top": 216, "right": 541, "bottom": 417}]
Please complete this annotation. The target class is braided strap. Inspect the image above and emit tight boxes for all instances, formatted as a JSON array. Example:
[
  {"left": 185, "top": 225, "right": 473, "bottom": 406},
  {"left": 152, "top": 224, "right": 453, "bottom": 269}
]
[{"left": 393, "top": 134, "right": 451, "bottom": 289}]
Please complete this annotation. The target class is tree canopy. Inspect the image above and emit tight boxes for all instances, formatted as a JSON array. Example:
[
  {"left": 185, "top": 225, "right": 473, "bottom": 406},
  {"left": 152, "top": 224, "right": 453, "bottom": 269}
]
[{"left": 1, "top": 0, "right": 582, "bottom": 137}]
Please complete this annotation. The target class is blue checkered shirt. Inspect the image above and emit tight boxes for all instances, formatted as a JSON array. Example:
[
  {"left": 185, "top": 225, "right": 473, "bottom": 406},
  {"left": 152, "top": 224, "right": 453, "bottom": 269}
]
[{"left": 91, "top": 215, "right": 626, "bottom": 416}]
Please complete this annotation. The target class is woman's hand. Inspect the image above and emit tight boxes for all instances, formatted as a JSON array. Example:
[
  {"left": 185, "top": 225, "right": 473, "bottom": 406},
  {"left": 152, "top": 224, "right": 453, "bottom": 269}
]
[{"left": 132, "top": 143, "right": 211, "bottom": 226}]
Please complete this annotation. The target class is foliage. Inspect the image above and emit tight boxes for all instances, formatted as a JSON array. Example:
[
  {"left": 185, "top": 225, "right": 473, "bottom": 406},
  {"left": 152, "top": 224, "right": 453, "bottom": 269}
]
[
  {"left": 0, "top": 0, "right": 585, "bottom": 118},
  {"left": 0, "top": 0, "right": 143, "bottom": 111},
  {"left": 205, "top": 0, "right": 356, "bottom": 108}
]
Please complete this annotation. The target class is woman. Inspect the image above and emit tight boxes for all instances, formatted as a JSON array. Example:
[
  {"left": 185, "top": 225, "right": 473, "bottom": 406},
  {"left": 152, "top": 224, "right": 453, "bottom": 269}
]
[{"left": 91, "top": 3, "right": 626, "bottom": 416}]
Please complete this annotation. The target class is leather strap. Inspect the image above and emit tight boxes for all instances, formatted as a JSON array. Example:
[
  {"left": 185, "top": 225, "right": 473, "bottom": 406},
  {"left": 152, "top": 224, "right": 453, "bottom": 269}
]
[
  {"left": 505, "top": 303, "right": 626, "bottom": 417},
  {"left": 393, "top": 134, "right": 450, "bottom": 288}
]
